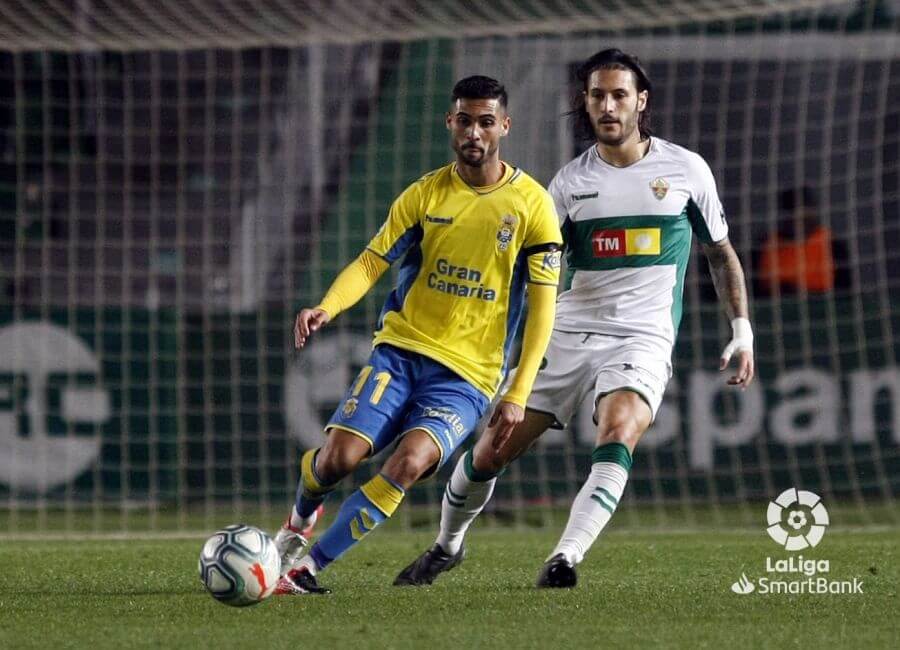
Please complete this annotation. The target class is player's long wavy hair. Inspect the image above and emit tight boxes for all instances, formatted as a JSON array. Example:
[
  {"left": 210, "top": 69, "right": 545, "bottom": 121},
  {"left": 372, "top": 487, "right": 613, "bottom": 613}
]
[{"left": 569, "top": 48, "right": 653, "bottom": 144}]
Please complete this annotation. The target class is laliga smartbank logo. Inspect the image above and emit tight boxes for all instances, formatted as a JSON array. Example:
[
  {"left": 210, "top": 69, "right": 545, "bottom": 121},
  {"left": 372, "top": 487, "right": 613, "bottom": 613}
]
[
  {"left": 729, "top": 488, "right": 864, "bottom": 596},
  {"left": 766, "top": 488, "right": 829, "bottom": 550}
]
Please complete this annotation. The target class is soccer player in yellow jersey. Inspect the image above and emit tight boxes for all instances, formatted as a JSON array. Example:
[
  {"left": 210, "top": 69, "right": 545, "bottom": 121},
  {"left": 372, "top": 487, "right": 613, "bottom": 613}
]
[{"left": 272, "top": 76, "right": 563, "bottom": 594}]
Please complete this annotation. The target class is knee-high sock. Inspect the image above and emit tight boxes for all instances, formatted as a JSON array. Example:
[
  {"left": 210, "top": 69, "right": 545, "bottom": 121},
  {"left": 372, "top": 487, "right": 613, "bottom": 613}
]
[
  {"left": 301, "top": 473, "right": 405, "bottom": 574},
  {"left": 434, "top": 450, "right": 498, "bottom": 555},
  {"left": 289, "top": 448, "right": 336, "bottom": 530},
  {"left": 550, "top": 442, "right": 632, "bottom": 565}
]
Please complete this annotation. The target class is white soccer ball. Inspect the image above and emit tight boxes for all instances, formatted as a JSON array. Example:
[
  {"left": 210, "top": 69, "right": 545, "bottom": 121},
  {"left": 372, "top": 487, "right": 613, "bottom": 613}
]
[{"left": 198, "top": 524, "right": 281, "bottom": 607}]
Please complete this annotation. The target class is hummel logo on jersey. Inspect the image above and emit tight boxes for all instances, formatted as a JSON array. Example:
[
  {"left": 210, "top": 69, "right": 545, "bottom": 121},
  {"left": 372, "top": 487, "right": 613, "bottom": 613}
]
[
  {"left": 572, "top": 191, "right": 599, "bottom": 201},
  {"left": 426, "top": 215, "right": 454, "bottom": 225},
  {"left": 592, "top": 228, "right": 661, "bottom": 257}
]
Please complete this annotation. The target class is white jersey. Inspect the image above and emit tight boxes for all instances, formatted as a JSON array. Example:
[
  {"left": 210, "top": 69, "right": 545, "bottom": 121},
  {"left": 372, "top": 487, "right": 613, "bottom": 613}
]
[{"left": 548, "top": 137, "right": 728, "bottom": 356}]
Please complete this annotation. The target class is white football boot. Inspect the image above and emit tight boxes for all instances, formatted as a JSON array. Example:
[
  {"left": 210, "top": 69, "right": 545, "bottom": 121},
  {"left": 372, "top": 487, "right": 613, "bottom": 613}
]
[{"left": 273, "top": 504, "right": 323, "bottom": 575}]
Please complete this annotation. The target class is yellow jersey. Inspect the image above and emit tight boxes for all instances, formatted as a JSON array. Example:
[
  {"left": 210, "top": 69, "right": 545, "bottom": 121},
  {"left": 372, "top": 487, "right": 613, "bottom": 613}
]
[{"left": 366, "top": 162, "right": 562, "bottom": 399}]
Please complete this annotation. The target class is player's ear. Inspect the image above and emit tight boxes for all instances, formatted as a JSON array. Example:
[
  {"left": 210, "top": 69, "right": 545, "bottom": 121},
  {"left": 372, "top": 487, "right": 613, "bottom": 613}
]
[
  {"left": 637, "top": 90, "right": 648, "bottom": 113},
  {"left": 501, "top": 115, "right": 510, "bottom": 137},
  {"left": 445, "top": 112, "right": 453, "bottom": 130}
]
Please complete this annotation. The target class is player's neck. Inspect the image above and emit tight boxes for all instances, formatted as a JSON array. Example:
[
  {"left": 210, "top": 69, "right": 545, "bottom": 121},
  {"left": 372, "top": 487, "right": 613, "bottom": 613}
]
[
  {"left": 455, "top": 159, "right": 505, "bottom": 188},
  {"left": 595, "top": 136, "right": 650, "bottom": 168}
]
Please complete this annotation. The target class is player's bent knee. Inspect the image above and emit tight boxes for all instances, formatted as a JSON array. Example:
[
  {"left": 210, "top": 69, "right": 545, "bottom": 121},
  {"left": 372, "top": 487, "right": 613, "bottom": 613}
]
[
  {"left": 384, "top": 449, "right": 436, "bottom": 487},
  {"left": 382, "top": 432, "right": 442, "bottom": 488},
  {"left": 314, "top": 449, "right": 358, "bottom": 483},
  {"left": 316, "top": 429, "right": 370, "bottom": 482}
]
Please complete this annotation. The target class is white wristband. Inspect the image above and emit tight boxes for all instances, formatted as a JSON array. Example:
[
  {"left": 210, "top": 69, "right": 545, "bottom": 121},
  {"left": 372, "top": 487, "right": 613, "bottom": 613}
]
[
  {"left": 721, "top": 317, "right": 753, "bottom": 363},
  {"left": 731, "top": 317, "right": 753, "bottom": 343}
]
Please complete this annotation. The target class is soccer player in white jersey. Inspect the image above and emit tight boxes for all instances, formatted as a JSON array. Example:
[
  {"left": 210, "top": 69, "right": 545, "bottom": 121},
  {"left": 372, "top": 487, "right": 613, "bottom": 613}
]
[{"left": 395, "top": 49, "right": 755, "bottom": 588}]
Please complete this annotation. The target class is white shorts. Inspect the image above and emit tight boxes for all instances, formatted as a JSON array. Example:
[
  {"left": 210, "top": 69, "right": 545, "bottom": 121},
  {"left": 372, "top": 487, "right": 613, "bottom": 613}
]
[{"left": 516, "top": 329, "right": 672, "bottom": 427}]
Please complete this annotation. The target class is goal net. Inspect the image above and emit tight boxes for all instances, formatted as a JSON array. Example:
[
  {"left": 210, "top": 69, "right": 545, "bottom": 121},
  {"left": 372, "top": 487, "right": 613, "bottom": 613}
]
[{"left": 1, "top": 0, "right": 898, "bottom": 535}]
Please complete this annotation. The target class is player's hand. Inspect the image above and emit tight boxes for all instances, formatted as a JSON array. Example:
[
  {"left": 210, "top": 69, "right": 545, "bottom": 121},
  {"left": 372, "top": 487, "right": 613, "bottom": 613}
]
[
  {"left": 721, "top": 348, "right": 754, "bottom": 387},
  {"left": 293, "top": 308, "right": 330, "bottom": 349},
  {"left": 720, "top": 318, "right": 754, "bottom": 387},
  {"left": 488, "top": 401, "right": 525, "bottom": 451}
]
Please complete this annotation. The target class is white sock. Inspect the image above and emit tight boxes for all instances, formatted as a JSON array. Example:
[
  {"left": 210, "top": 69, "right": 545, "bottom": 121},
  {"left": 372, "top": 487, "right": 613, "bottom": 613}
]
[
  {"left": 551, "top": 443, "right": 632, "bottom": 565},
  {"left": 288, "top": 504, "right": 319, "bottom": 532},
  {"left": 435, "top": 451, "right": 497, "bottom": 555}
]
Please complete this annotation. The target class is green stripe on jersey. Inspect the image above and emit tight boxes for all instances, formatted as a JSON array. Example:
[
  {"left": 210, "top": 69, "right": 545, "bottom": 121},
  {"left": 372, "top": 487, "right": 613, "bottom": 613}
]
[
  {"left": 670, "top": 242, "right": 690, "bottom": 337},
  {"left": 686, "top": 199, "right": 715, "bottom": 244},
  {"left": 564, "top": 212, "right": 693, "bottom": 271},
  {"left": 561, "top": 211, "right": 694, "bottom": 335}
]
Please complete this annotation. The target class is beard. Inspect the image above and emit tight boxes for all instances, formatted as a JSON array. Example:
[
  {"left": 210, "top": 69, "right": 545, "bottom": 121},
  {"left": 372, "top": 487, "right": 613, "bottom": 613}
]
[
  {"left": 453, "top": 141, "right": 492, "bottom": 168},
  {"left": 594, "top": 116, "right": 638, "bottom": 146}
]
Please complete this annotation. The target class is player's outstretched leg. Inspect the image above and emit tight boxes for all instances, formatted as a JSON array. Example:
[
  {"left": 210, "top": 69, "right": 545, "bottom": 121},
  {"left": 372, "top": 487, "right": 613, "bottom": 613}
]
[
  {"left": 273, "top": 501, "right": 324, "bottom": 574},
  {"left": 273, "top": 446, "right": 335, "bottom": 573},
  {"left": 278, "top": 472, "right": 405, "bottom": 595},
  {"left": 537, "top": 391, "right": 649, "bottom": 588},
  {"left": 280, "top": 430, "right": 440, "bottom": 594},
  {"left": 395, "top": 411, "right": 554, "bottom": 586},
  {"left": 274, "top": 429, "right": 370, "bottom": 593}
]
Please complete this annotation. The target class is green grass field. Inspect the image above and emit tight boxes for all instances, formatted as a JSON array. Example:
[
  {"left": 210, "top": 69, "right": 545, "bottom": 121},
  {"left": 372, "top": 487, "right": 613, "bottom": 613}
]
[{"left": 1, "top": 524, "right": 897, "bottom": 649}]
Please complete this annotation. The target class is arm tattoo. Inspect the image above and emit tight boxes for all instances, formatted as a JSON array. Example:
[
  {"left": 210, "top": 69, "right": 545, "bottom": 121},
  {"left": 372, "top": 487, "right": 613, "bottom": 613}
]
[{"left": 702, "top": 238, "right": 749, "bottom": 321}]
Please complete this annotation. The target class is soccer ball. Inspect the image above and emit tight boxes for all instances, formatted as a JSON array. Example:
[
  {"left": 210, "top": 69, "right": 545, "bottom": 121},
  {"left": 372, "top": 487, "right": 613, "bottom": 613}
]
[{"left": 198, "top": 524, "right": 280, "bottom": 607}]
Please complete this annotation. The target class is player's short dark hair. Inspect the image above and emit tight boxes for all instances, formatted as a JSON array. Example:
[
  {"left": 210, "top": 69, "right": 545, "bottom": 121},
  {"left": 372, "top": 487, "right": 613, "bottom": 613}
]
[
  {"left": 451, "top": 75, "right": 508, "bottom": 109},
  {"left": 569, "top": 48, "right": 653, "bottom": 142}
]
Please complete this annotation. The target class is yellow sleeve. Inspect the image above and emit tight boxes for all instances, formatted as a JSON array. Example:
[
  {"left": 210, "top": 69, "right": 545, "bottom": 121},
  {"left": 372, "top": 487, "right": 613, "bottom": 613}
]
[
  {"left": 523, "top": 187, "right": 564, "bottom": 251},
  {"left": 318, "top": 175, "right": 429, "bottom": 318},
  {"left": 316, "top": 250, "right": 389, "bottom": 319},
  {"left": 366, "top": 177, "right": 426, "bottom": 263},
  {"left": 501, "top": 283, "right": 557, "bottom": 407},
  {"left": 521, "top": 186, "right": 563, "bottom": 286}
]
